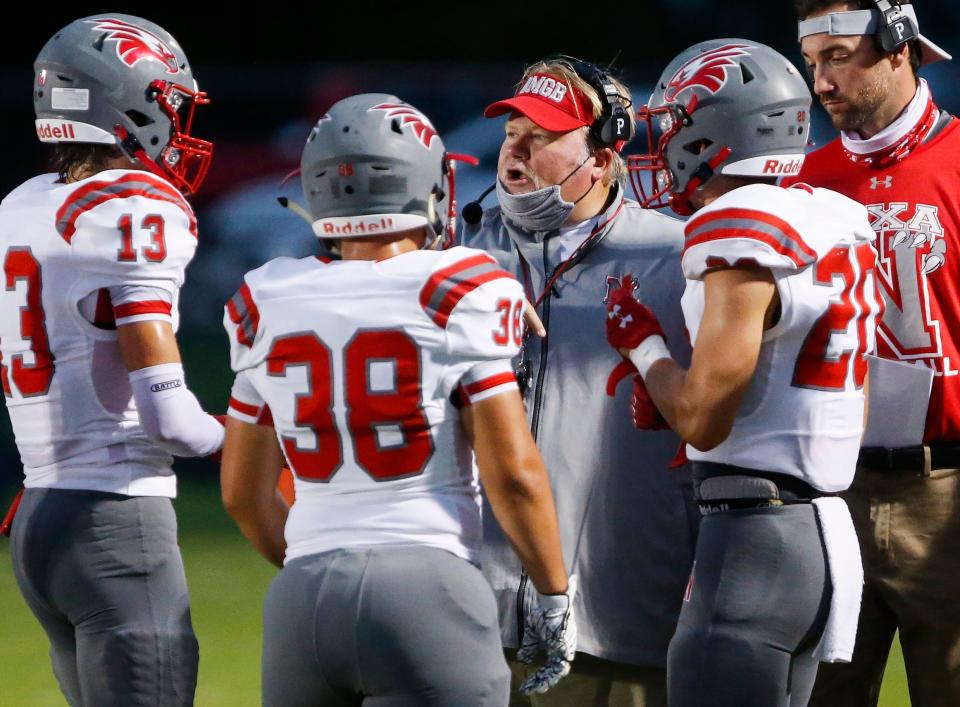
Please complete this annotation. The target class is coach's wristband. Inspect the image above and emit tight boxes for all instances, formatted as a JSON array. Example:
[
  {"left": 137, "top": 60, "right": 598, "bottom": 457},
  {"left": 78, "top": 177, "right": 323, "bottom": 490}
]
[{"left": 628, "top": 336, "right": 672, "bottom": 380}]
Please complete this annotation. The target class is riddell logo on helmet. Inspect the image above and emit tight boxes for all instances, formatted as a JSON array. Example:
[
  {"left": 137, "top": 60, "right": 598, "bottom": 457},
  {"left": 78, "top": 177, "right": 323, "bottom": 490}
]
[
  {"left": 36, "top": 122, "right": 76, "bottom": 140},
  {"left": 321, "top": 218, "right": 397, "bottom": 235},
  {"left": 762, "top": 158, "right": 803, "bottom": 175}
]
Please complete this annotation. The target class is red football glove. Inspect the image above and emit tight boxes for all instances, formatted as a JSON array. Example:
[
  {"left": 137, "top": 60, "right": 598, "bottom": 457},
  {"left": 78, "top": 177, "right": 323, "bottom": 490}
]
[
  {"left": 631, "top": 375, "right": 669, "bottom": 430},
  {"left": 605, "top": 275, "right": 666, "bottom": 352}
]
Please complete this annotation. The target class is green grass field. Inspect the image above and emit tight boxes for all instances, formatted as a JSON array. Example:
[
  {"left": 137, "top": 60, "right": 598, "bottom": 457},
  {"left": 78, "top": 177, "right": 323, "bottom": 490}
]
[{"left": 0, "top": 479, "right": 912, "bottom": 705}]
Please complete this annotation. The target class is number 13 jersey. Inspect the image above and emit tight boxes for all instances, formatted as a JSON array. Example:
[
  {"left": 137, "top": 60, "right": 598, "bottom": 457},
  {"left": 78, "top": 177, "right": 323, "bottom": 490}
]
[
  {"left": 680, "top": 183, "right": 882, "bottom": 491},
  {"left": 224, "top": 247, "right": 524, "bottom": 565},
  {"left": 0, "top": 170, "right": 197, "bottom": 496}
]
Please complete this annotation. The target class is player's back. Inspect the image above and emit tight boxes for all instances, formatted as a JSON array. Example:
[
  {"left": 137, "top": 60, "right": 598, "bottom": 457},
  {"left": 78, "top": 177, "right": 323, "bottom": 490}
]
[
  {"left": 225, "top": 246, "right": 524, "bottom": 564},
  {"left": 680, "top": 183, "right": 882, "bottom": 491},
  {"left": 0, "top": 170, "right": 197, "bottom": 495}
]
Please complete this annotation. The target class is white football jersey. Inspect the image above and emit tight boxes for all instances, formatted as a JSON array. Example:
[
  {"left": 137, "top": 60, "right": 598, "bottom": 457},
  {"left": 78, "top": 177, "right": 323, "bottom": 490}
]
[
  {"left": 681, "top": 183, "right": 882, "bottom": 492},
  {"left": 0, "top": 170, "right": 198, "bottom": 496},
  {"left": 224, "top": 246, "right": 525, "bottom": 564}
]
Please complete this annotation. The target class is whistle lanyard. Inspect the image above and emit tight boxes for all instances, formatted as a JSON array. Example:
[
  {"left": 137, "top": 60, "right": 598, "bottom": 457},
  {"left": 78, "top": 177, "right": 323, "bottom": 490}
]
[{"left": 516, "top": 199, "right": 625, "bottom": 308}]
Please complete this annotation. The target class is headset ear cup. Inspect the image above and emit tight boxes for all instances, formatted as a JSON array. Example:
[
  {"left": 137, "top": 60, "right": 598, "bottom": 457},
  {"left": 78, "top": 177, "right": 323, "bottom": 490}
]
[
  {"left": 875, "top": 1, "right": 919, "bottom": 53},
  {"left": 600, "top": 104, "right": 634, "bottom": 147}
]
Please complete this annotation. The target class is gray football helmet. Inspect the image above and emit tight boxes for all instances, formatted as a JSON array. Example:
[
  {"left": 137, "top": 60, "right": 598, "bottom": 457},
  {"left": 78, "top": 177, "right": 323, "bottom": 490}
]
[
  {"left": 34, "top": 15, "right": 212, "bottom": 194},
  {"left": 301, "top": 93, "right": 469, "bottom": 249},
  {"left": 629, "top": 39, "right": 811, "bottom": 215}
]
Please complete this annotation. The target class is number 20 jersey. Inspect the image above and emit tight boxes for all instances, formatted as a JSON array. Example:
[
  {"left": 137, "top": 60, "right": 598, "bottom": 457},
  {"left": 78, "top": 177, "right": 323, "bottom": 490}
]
[
  {"left": 224, "top": 247, "right": 525, "bottom": 565},
  {"left": 680, "top": 183, "right": 881, "bottom": 492},
  {"left": 0, "top": 170, "right": 197, "bottom": 496},
  {"left": 795, "top": 121, "right": 960, "bottom": 443}
]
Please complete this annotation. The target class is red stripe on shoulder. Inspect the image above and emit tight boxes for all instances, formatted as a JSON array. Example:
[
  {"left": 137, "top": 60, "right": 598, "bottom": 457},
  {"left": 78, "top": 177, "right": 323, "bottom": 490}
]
[
  {"left": 685, "top": 207, "right": 817, "bottom": 263},
  {"left": 227, "top": 283, "right": 260, "bottom": 348},
  {"left": 113, "top": 300, "right": 173, "bottom": 319},
  {"left": 431, "top": 270, "right": 513, "bottom": 328},
  {"left": 57, "top": 173, "right": 197, "bottom": 243},
  {"left": 419, "top": 253, "right": 499, "bottom": 313},
  {"left": 685, "top": 228, "right": 809, "bottom": 267}
]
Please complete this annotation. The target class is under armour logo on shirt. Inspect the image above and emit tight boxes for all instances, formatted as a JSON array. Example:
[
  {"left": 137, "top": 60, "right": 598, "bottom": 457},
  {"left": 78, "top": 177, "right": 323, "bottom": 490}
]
[{"left": 870, "top": 176, "right": 893, "bottom": 190}]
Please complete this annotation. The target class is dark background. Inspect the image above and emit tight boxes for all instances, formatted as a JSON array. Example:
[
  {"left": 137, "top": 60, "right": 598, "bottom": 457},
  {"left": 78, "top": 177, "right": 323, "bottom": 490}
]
[{"left": 1, "top": 1, "right": 958, "bottom": 489}]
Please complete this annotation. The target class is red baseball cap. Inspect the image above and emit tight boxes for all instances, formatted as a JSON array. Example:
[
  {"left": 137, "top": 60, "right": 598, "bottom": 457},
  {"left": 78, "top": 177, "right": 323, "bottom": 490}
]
[{"left": 484, "top": 73, "right": 595, "bottom": 133}]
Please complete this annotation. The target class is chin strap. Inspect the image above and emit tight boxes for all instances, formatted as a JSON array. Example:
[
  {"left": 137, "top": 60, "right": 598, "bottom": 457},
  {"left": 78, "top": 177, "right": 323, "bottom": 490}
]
[{"left": 669, "top": 146, "right": 732, "bottom": 216}]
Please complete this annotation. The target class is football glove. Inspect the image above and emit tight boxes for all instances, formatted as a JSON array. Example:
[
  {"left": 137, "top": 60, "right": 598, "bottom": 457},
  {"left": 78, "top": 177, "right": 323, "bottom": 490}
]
[
  {"left": 631, "top": 375, "right": 669, "bottom": 430},
  {"left": 605, "top": 275, "right": 665, "bottom": 352},
  {"left": 517, "top": 574, "right": 578, "bottom": 695}
]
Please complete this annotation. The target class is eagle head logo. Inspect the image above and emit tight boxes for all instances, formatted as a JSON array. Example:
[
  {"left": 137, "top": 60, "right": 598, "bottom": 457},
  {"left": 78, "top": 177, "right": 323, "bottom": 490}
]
[
  {"left": 88, "top": 18, "right": 180, "bottom": 75},
  {"left": 663, "top": 44, "right": 752, "bottom": 103},
  {"left": 369, "top": 103, "right": 439, "bottom": 150}
]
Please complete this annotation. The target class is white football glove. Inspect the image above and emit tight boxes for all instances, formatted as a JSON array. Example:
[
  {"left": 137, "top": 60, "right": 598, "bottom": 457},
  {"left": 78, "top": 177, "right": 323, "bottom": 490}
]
[{"left": 517, "top": 573, "right": 578, "bottom": 695}]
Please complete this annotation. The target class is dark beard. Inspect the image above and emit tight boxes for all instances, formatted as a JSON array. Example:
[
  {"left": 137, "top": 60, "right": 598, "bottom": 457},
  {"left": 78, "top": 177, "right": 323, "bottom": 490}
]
[{"left": 823, "top": 77, "right": 887, "bottom": 132}]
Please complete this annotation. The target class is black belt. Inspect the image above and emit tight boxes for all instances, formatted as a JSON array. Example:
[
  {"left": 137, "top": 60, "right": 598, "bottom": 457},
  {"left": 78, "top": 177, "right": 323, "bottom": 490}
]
[
  {"left": 692, "top": 462, "right": 825, "bottom": 502},
  {"left": 858, "top": 444, "right": 960, "bottom": 474}
]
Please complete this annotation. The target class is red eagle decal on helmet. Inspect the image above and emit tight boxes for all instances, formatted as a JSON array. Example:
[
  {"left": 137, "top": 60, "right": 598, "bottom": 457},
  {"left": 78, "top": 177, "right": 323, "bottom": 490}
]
[
  {"left": 663, "top": 44, "right": 752, "bottom": 103},
  {"left": 369, "top": 103, "right": 439, "bottom": 150},
  {"left": 87, "top": 18, "right": 180, "bottom": 75}
]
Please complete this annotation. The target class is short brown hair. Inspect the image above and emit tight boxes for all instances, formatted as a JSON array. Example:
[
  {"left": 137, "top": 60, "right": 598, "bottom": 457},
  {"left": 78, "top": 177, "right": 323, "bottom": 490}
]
[
  {"left": 50, "top": 144, "right": 122, "bottom": 182},
  {"left": 518, "top": 59, "right": 633, "bottom": 187},
  {"left": 794, "top": 0, "right": 922, "bottom": 74}
]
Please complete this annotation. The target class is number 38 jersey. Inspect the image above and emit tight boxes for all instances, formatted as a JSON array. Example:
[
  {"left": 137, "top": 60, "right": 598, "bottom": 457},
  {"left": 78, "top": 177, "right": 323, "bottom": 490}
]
[
  {"left": 0, "top": 170, "right": 198, "bottom": 496},
  {"left": 224, "top": 246, "right": 524, "bottom": 565},
  {"left": 680, "top": 183, "right": 882, "bottom": 492}
]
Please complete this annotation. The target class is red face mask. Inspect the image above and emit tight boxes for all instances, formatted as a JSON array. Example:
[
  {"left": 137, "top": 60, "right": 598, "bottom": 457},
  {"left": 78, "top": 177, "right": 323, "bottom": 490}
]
[
  {"left": 117, "top": 79, "right": 213, "bottom": 196},
  {"left": 628, "top": 98, "right": 695, "bottom": 211}
]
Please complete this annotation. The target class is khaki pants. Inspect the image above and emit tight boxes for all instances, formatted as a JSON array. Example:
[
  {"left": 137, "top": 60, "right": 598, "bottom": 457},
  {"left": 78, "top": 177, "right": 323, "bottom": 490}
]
[
  {"left": 809, "top": 468, "right": 960, "bottom": 707},
  {"left": 508, "top": 652, "right": 667, "bottom": 707}
]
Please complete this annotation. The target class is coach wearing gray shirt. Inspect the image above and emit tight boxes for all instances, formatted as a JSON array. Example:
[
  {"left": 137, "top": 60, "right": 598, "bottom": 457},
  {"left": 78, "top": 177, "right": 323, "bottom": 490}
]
[{"left": 464, "top": 57, "right": 697, "bottom": 707}]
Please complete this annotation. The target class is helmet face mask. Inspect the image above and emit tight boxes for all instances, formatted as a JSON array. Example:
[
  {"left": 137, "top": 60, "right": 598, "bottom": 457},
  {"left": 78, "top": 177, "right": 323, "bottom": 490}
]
[
  {"left": 628, "top": 101, "right": 693, "bottom": 210},
  {"left": 628, "top": 40, "right": 812, "bottom": 215},
  {"left": 34, "top": 15, "right": 212, "bottom": 195},
  {"left": 145, "top": 79, "right": 212, "bottom": 194}
]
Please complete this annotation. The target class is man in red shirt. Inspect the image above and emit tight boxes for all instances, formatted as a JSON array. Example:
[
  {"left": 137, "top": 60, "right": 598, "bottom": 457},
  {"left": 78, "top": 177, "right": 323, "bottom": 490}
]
[{"left": 794, "top": 1, "right": 959, "bottom": 705}]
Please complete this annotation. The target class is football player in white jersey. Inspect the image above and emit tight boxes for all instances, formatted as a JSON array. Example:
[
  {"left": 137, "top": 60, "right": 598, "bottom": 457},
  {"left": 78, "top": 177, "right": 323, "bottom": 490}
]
[
  {"left": 606, "top": 41, "right": 882, "bottom": 706},
  {"left": 220, "top": 93, "right": 576, "bottom": 706},
  {"left": 0, "top": 15, "right": 223, "bottom": 706}
]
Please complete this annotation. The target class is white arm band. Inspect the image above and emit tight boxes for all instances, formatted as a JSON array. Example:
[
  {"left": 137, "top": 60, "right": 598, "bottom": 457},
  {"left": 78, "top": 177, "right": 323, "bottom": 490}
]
[
  {"left": 628, "top": 335, "right": 673, "bottom": 380},
  {"left": 129, "top": 363, "right": 225, "bottom": 457}
]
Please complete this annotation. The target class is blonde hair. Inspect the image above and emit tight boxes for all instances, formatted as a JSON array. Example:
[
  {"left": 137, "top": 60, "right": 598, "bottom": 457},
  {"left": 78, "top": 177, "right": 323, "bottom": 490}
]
[{"left": 519, "top": 59, "right": 633, "bottom": 186}]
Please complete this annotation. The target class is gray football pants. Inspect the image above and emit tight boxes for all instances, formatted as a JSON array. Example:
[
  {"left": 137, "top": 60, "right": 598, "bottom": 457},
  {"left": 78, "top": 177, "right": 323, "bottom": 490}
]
[
  {"left": 263, "top": 546, "right": 511, "bottom": 707},
  {"left": 10, "top": 488, "right": 198, "bottom": 706},
  {"left": 667, "top": 504, "right": 832, "bottom": 707}
]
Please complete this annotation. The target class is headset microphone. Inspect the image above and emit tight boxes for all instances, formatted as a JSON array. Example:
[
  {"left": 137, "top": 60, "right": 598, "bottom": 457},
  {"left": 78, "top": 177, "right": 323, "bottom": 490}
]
[{"left": 462, "top": 183, "right": 496, "bottom": 225}]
